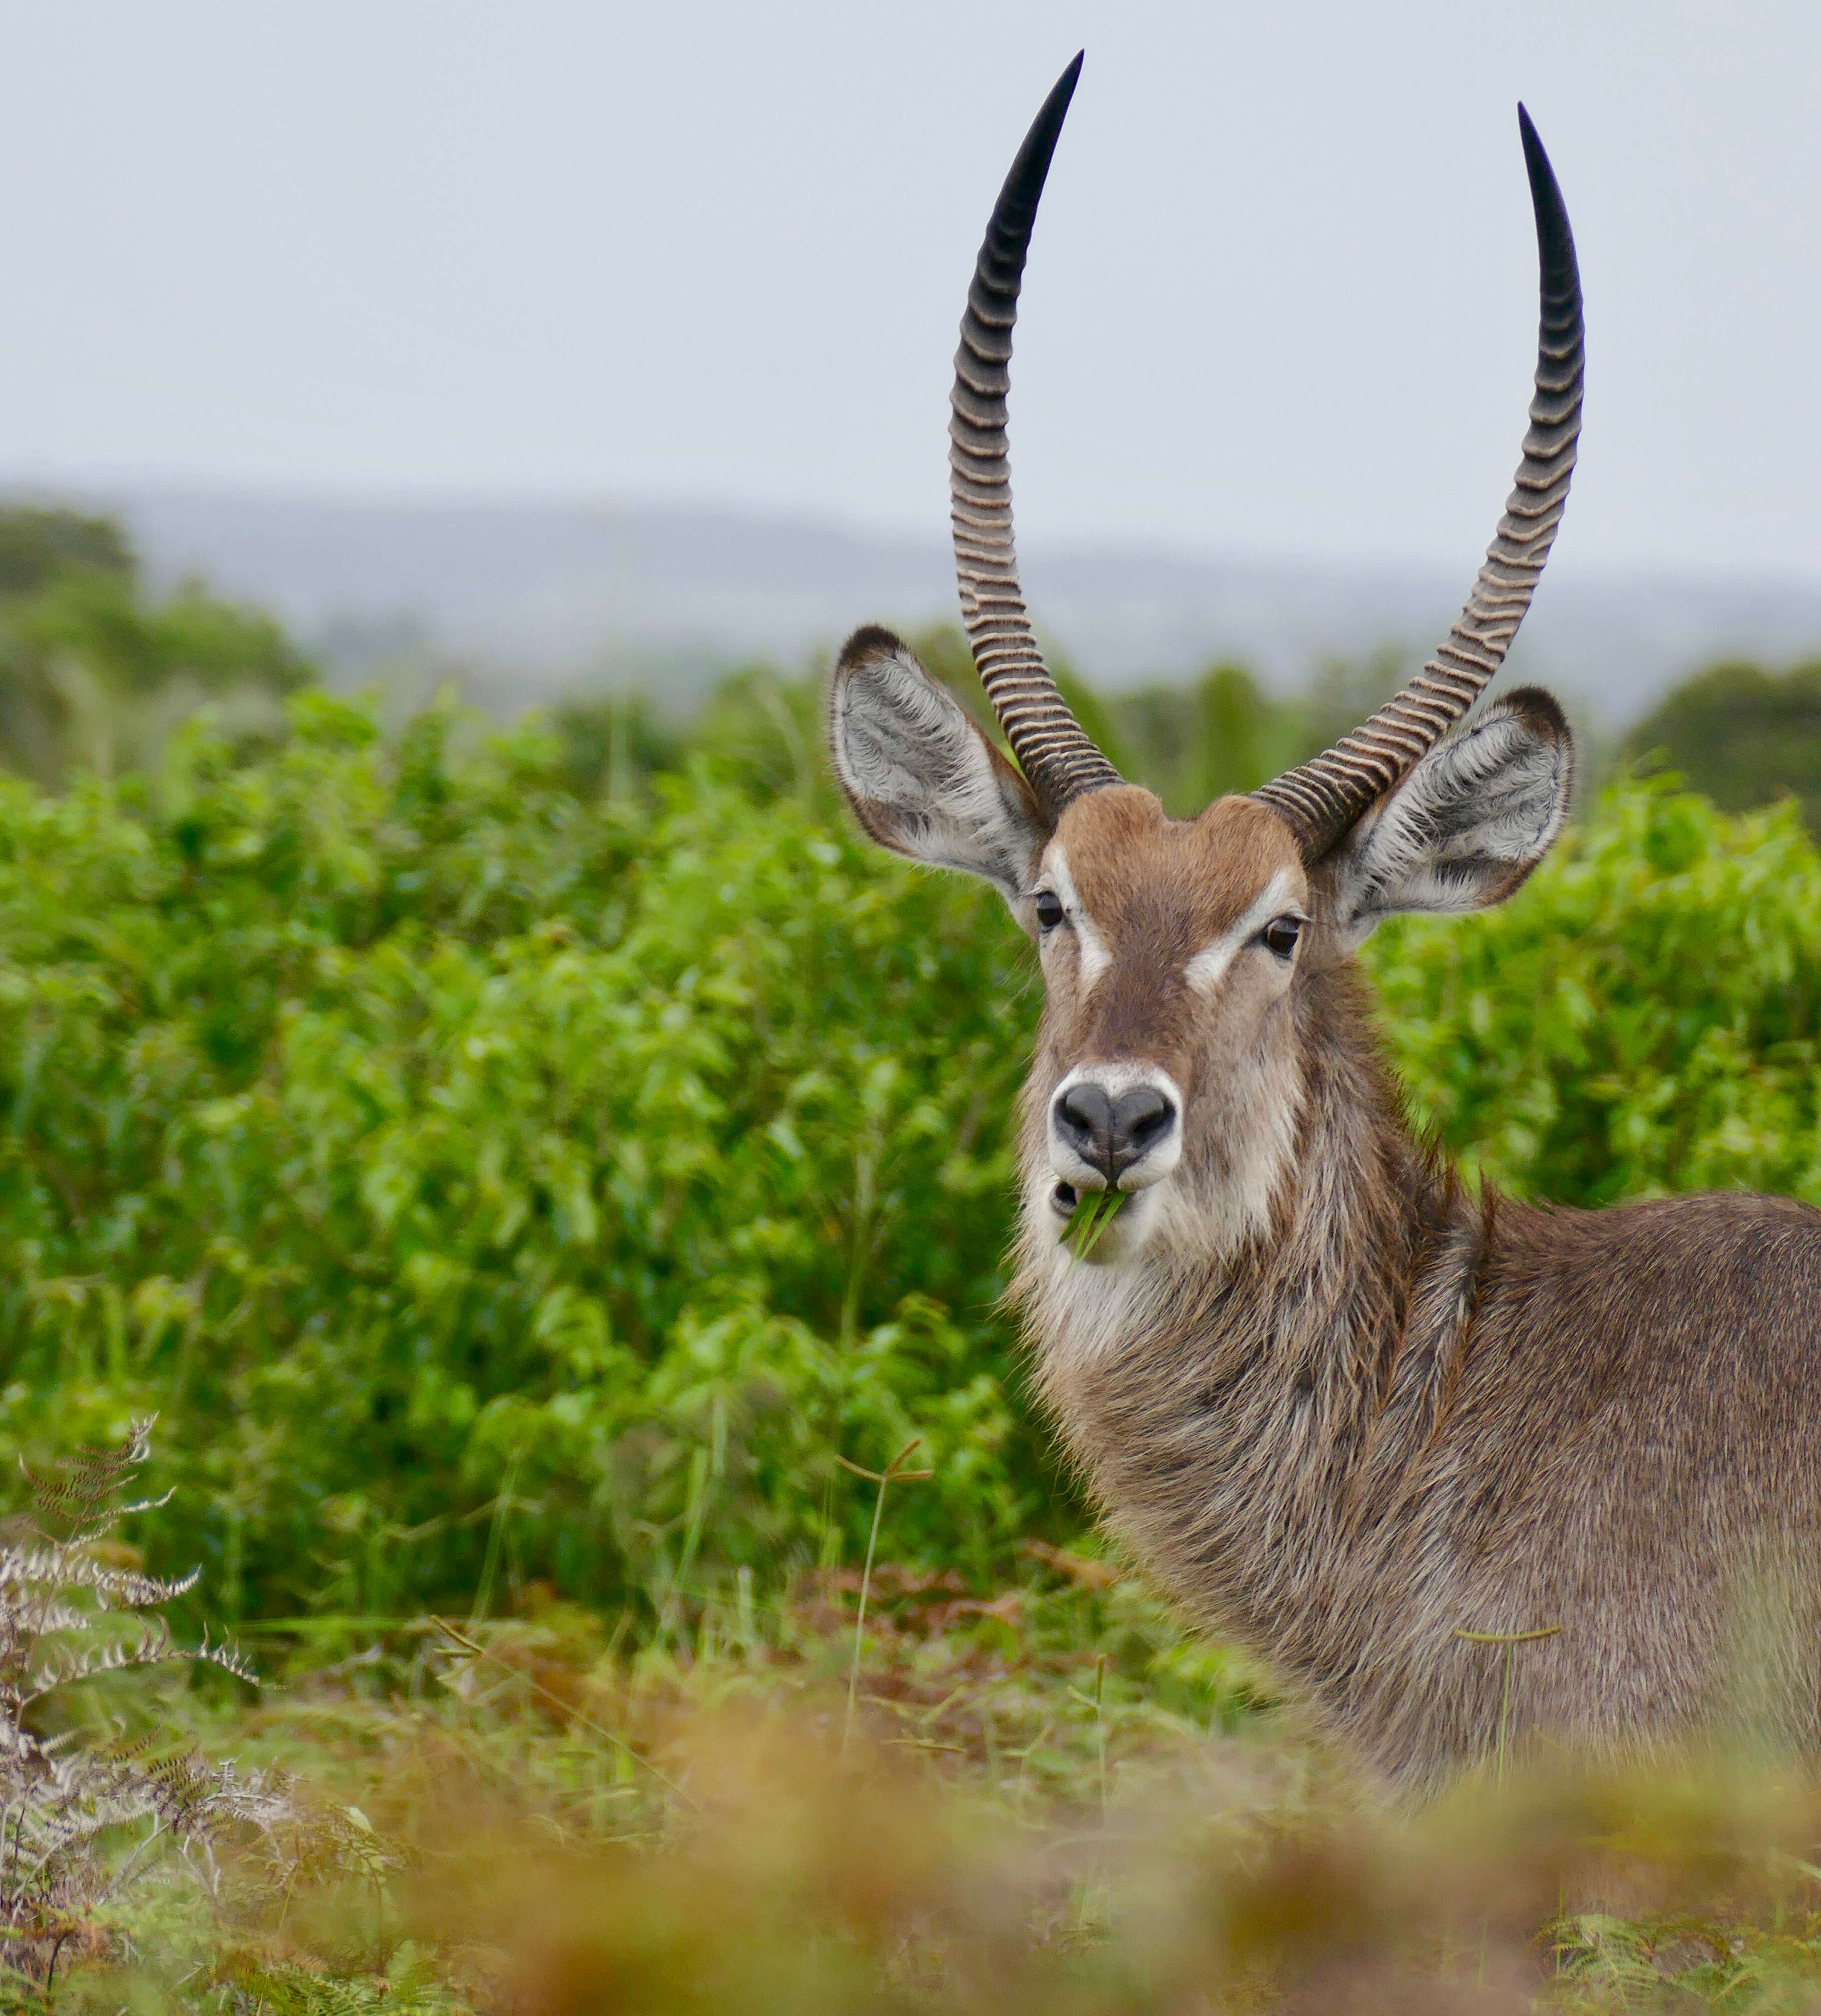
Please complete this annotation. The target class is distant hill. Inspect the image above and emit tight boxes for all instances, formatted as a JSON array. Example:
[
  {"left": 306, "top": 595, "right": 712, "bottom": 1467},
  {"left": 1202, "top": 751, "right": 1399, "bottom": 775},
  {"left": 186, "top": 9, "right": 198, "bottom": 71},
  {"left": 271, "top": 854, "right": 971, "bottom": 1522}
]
[{"left": 21, "top": 485, "right": 1821, "bottom": 724}]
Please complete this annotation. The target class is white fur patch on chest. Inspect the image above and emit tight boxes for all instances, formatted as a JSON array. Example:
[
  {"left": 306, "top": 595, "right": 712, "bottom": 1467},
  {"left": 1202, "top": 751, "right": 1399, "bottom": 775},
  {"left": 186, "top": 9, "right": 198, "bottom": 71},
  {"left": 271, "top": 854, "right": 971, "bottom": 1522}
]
[
  {"left": 1022, "top": 1123, "right": 1295, "bottom": 1378},
  {"left": 1029, "top": 1222, "right": 1172, "bottom": 1376}
]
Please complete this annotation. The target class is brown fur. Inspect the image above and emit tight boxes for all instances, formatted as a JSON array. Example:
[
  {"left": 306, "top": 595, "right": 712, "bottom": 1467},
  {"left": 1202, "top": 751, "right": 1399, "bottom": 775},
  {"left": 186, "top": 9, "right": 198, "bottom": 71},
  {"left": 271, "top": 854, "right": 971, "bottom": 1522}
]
[
  {"left": 826, "top": 634, "right": 1821, "bottom": 1793},
  {"left": 1042, "top": 790, "right": 1304, "bottom": 1084},
  {"left": 1011, "top": 788, "right": 1821, "bottom": 1793}
]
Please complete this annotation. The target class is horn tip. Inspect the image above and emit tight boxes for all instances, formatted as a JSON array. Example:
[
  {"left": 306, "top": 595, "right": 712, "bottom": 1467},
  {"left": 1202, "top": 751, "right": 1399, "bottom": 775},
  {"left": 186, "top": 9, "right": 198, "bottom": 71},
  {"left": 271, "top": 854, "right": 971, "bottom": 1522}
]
[
  {"left": 1039, "top": 51, "right": 1085, "bottom": 136},
  {"left": 992, "top": 51, "right": 1087, "bottom": 229},
  {"left": 1515, "top": 102, "right": 1577, "bottom": 279},
  {"left": 1041, "top": 50, "right": 1085, "bottom": 134},
  {"left": 1516, "top": 102, "right": 1557, "bottom": 197}
]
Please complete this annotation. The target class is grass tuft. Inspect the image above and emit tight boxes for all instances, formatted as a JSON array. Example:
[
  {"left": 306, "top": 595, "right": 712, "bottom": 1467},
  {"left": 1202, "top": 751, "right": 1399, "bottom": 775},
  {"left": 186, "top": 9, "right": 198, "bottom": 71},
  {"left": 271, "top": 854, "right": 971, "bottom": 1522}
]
[{"left": 834, "top": 1440, "right": 933, "bottom": 1757}]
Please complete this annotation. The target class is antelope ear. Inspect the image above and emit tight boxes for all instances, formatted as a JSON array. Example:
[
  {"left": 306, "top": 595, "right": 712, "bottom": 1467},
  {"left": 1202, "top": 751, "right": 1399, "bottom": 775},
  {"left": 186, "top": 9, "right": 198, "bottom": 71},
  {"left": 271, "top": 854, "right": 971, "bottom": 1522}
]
[
  {"left": 829, "top": 626, "right": 1051, "bottom": 922},
  {"left": 1323, "top": 687, "right": 1571, "bottom": 943}
]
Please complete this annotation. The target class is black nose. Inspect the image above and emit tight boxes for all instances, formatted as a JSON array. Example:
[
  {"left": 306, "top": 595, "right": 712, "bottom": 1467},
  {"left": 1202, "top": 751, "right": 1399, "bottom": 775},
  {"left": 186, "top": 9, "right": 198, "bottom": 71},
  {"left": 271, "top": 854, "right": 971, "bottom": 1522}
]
[{"left": 1053, "top": 1081, "right": 1178, "bottom": 1184}]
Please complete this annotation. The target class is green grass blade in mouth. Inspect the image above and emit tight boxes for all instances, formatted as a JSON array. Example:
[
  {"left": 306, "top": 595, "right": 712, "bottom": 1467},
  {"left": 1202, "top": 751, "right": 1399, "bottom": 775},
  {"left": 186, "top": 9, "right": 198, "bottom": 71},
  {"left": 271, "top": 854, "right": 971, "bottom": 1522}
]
[{"left": 1063, "top": 1187, "right": 1128, "bottom": 1262}]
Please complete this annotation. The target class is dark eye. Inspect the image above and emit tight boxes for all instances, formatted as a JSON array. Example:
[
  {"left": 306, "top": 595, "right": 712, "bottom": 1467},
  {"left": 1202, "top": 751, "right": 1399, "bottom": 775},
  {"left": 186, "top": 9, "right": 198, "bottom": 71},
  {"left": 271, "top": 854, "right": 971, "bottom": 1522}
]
[
  {"left": 1260, "top": 915, "right": 1303, "bottom": 960},
  {"left": 1034, "top": 890, "right": 1065, "bottom": 932}
]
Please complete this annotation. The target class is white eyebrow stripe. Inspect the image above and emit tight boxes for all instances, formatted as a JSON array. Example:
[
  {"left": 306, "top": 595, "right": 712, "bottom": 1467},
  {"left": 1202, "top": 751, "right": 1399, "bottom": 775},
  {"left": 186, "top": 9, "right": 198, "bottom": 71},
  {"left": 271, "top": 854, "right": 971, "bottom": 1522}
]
[
  {"left": 1184, "top": 868, "right": 1299, "bottom": 995},
  {"left": 1044, "top": 843, "right": 1111, "bottom": 993}
]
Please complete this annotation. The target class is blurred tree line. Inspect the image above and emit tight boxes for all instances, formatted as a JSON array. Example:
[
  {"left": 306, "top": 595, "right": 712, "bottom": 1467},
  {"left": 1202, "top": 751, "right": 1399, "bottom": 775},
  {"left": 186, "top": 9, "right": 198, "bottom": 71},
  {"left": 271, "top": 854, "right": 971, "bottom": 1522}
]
[
  {"left": 557, "top": 631, "right": 1821, "bottom": 841},
  {"left": 0, "top": 506, "right": 310, "bottom": 787},
  {"left": 1624, "top": 659, "right": 1821, "bottom": 833},
  {"left": 7, "top": 499, "right": 1821, "bottom": 841},
  {"left": 553, "top": 627, "right": 1411, "bottom": 818}
]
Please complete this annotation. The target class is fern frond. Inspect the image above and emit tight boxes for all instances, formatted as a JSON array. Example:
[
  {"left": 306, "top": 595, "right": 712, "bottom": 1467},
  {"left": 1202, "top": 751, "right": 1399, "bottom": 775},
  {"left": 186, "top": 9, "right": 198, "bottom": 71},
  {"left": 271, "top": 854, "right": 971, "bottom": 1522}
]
[
  {"left": 2, "top": 1547, "right": 201, "bottom": 1609},
  {"left": 0, "top": 1418, "right": 316, "bottom": 1976},
  {"left": 10, "top": 1602, "right": 92, "bottom": 1638},
  {"left": 227, "top": 1963, "right": 393, "bottom": 2016},
  {"left": 23, "top": 1621, "right": 176, "bottom": 1701},
  {"left": 191, "top": 1630, "right": 261, "bottom": 1687}
]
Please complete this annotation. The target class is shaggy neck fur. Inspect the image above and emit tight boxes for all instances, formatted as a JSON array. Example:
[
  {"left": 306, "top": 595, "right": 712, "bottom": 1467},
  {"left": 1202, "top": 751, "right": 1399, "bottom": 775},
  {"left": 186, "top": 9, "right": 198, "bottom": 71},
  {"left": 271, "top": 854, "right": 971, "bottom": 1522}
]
[{"left": 1015, "top": 955, "right": 1494, "bottom": 1785}]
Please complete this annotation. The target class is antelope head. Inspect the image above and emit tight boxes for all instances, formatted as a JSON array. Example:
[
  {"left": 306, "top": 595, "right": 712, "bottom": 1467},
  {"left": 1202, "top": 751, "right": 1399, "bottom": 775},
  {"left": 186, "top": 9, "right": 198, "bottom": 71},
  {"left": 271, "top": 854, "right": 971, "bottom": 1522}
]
[{"left": 830, "top": 55, "right": 1583, "bottom": 1272}]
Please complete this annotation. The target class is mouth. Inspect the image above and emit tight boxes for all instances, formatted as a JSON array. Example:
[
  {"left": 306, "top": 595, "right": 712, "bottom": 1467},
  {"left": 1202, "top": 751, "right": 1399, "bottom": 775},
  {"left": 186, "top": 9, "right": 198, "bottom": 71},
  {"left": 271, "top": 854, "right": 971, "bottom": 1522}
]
[{"left": 1051, "top": 1181, "right": 1131, "bottom": 1263}]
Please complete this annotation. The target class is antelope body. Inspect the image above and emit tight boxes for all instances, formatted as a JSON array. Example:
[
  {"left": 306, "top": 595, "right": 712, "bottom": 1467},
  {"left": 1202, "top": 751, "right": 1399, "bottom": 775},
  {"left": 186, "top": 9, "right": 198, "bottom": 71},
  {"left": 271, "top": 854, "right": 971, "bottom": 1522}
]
[{"left": 829, "top": 56, "right": 1821, "bottom": 1790}]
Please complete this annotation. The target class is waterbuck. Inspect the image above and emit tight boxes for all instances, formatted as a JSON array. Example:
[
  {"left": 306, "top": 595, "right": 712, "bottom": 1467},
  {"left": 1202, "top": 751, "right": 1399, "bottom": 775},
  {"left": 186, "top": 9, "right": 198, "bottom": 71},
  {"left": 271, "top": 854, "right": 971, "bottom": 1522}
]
[{"left": 828, "top": 55, "right": 1821, "bottom": 1791}]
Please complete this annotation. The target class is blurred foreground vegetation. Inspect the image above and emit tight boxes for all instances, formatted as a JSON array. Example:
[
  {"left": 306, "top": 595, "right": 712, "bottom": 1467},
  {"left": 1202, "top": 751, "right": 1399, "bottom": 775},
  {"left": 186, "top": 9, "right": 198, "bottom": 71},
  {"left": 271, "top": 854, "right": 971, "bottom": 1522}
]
[{"left": 45, "top": 1536, "right": 1821, "bottom": 2015}]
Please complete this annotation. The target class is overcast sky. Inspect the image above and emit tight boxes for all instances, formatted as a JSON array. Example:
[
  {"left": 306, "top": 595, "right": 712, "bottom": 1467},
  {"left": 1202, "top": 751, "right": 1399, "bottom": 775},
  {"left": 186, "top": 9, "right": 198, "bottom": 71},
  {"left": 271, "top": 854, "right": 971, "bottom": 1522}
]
[{"left": 0, "top": 2, "right": 1818, "bottom": 581}]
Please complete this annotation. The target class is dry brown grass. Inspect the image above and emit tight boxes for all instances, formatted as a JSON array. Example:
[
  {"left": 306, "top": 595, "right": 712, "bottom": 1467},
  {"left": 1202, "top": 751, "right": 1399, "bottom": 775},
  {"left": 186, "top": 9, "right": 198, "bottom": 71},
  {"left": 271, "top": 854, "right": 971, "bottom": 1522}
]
[{"left": 66, "top": 1570, "right": 1821, "bottom": 2015}]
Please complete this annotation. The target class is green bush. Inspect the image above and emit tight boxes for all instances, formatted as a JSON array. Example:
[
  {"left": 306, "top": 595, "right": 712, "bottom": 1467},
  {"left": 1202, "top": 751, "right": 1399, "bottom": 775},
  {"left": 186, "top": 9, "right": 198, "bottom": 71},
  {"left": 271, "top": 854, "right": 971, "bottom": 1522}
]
[
  {"left": 0, "top": 691, "right": 1817, "bottom": 1634},
  {"left": 0, "top": 695, "right": 1043, "bottom": 1627},
  {"left": 1376, "top": 784, "right": 1821, "bottom": 1205}
]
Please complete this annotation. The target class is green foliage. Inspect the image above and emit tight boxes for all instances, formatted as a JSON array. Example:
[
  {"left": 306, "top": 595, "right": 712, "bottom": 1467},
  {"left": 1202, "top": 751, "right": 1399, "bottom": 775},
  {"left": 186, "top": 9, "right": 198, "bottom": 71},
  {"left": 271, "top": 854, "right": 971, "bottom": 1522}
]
[
  {"left": 0, "top": 507, "right": 134, "bottom": 599},
  {"left": 1626, "top": 657, "right": 1821, "bottom": 832},
  {"left": 1105, "top": 646, "right": 1407, "bottom": 819},
  {"left": 548, "top": 690, "right": 685, "bottom": 805},
  {"left": 0, "top": 695, "right": 1045, "bottom": 1628},
  {"left": 1105, "top": 663, "right": 1303, "bottom": 814},
  {"left": 686, "top": 663, "right": 833, "bottom": 808},
  {"left": 0, "top": 667, "right": 1819, "bottom": 1639},
  {"left": 1371, "top": 783, "right": 1821, "bottom": 1205},
  {"left": 0, "top": 509, "right": 313, "bottom": 788}
]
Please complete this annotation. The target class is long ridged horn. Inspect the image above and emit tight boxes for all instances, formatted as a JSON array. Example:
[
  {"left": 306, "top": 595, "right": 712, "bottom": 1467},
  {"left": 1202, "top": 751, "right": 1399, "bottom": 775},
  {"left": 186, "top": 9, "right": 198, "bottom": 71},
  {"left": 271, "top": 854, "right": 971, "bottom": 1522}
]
[
  {"left": 950, "top": 53, "right": 1123, "bottom": 819},
  {"left": 1254, "top": 106, "right": 1583, "bottom": 861}
]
